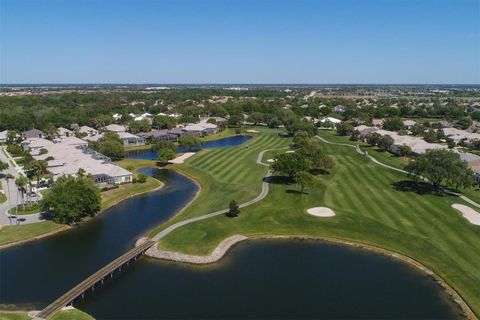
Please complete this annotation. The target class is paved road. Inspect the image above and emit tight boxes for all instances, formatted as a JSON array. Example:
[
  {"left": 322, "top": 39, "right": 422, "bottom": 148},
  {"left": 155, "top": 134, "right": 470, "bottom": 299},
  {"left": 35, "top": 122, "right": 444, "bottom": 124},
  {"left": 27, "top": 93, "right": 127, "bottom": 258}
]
[
  {"left": 315, "top": 135, "right": 480, "bottom": 208},
  {"left": 0, "top": 147, "right": 44, "bottom": 226},
  {"left": 151, "top": 147, "right": 285, "bottom": 242}
]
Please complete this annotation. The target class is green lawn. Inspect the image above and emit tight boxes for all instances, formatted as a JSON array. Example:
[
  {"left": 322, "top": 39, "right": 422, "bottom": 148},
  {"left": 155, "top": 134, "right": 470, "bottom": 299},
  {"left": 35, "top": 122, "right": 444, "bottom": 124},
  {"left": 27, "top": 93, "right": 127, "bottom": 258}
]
[
  {"left": 8, "top": 203, "right": 42, "bottom": 215},
  {"left": 0, "top": 192, "right": 6, "bottom": 204},
  {"left": 0, "top": 308, "right": 94, "bottom": 320},
  {"left": 148, "top": 127, "right": 291, "bottom": 237},
  {"left": 0, "top": 221, "right": 65, "bottom": 247},
  {"left": 156, "top": 129, "right": 480, "bottom": 317}
]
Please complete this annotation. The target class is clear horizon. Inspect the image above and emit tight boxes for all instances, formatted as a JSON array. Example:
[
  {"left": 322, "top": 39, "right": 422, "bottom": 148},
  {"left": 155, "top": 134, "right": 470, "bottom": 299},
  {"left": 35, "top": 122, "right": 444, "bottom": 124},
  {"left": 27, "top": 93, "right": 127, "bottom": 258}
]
[{"left": 1, "top": 0, "right": 479, "bottom": 84}]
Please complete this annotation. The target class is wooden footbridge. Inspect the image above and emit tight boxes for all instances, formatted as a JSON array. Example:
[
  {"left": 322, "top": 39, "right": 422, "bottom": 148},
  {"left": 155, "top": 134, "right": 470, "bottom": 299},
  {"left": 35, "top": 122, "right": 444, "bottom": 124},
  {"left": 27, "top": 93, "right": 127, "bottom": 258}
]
[{"left": 36, "top": 240, "right": 156, "bottom": 319}]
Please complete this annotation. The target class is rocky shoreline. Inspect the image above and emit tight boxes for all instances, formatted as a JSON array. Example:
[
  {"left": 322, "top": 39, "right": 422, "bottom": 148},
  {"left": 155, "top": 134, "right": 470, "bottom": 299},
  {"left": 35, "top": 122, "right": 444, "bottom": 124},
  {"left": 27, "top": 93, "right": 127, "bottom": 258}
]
[{"left": 137, "top": 235, "right": 248, "bottom": 264}]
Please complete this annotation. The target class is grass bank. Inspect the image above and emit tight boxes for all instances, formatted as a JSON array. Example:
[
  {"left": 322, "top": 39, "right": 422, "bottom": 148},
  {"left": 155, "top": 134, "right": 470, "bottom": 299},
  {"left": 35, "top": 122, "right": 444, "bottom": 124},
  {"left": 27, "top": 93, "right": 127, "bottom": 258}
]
[
  {"left": 0, "top": 222, "right": 67, "bottom": 248},
  {"left": 0, "top": 308, "right": 94, "bottom": 320},
  {"left": 155, "top": 129, "right": 480, "bottom": 317},
  {"left": 101, "top": 177, "right": 162, "bottom": 211}
]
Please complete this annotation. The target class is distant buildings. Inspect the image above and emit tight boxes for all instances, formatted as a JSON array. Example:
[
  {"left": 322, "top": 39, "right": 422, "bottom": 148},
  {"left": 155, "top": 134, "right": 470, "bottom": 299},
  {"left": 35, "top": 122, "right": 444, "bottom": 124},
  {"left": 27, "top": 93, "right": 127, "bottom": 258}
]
[{"left": 354, "top": 125, "right": 447, "bottom": 155}]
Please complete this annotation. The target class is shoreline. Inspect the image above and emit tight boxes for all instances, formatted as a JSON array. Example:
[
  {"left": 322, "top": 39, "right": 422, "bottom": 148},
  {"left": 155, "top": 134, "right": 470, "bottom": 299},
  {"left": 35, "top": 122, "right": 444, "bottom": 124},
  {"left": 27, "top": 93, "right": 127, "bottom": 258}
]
[
  {"left": 144, "top": 233, "right": 477, "bottom": 320},
  {"left": 0, "top": 225, "right": 70, "bottom": 250}
]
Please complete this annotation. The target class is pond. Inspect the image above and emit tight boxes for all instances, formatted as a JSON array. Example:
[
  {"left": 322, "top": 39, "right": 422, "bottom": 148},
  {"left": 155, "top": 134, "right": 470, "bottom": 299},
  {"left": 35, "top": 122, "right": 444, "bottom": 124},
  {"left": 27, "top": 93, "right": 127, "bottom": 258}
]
[
  {"left": 0, "top": 168, "right": 464, "bottom": 319},
  {"left": 125, "top": 135, "right": 252, "bottom": 160}
]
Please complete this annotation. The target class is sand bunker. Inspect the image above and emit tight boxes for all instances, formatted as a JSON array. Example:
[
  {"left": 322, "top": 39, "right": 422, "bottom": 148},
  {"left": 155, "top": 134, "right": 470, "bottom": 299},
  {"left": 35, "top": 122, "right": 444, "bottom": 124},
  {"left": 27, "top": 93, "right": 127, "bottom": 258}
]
[
  {"left": 246, "top": 129, "right": 259, "bottom": 133},
  {"left": 452, "top": 204, "right": 480, "bottom": 226},
  {"left": 285, "top": 150, "right": 295, "bottom": 153},
  {"left": 307, "top": 207, "right": 336, "bottom": 217},
  {"left": 170, "top": 152, "right": 195, "bottom": 164},
  {"left": 267, "top": 159, "right": 275, "bottom": 163}
]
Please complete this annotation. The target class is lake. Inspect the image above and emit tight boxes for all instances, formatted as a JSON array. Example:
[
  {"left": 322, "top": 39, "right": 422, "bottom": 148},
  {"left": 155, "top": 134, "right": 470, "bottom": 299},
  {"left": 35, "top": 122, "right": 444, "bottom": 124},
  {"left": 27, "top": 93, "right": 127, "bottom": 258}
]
[{"left": 125, "top": 135, "right": 253, "bottom": 160}]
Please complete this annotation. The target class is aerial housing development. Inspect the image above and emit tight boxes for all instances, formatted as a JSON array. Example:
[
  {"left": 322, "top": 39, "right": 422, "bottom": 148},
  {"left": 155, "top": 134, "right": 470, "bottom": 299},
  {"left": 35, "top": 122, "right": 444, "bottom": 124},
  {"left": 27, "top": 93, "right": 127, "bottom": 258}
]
[{"left": 0, "top": 0, "right": 479, "bottom": 319}]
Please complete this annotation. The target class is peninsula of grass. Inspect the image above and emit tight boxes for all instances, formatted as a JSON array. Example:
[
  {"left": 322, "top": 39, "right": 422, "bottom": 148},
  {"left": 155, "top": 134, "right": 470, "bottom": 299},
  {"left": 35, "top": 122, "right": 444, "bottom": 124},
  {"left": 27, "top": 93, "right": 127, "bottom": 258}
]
[
  {"left": 154, "top": 129, "right": 480, "bottom": 317},
  {"left": 0, "top": 192, "right": 6, "bottom": 203}
]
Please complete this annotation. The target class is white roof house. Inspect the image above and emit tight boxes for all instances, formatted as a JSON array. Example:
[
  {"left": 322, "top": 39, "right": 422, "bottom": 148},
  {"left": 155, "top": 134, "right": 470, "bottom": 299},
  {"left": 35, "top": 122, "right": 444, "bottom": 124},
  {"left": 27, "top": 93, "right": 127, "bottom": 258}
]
[
  {"left": 79, "top": 126, "right": 98, "bottom": 136},
  {"left": 33, "top": 140, "right": 132, "bottom": 185},
  {"left": 21, "top": 137, "right": 54, "bottom": 151},
  {"left": 0, "top": 130, "right": 7, "bottom": 143},
  {"left": 112, "top": 113, "right": 123, "bottom": 120},
  {"left": 104, "top": 124, "right": 126, "bottom": 133},
  {"left": 57, "top": 127, "right": 73, "bottom": 137},
  {"left": 403, "top": 120, "right": 416, "bottom": 127},
  {"left": 320, "top": 117, "right": 342, "bottom": 124}
]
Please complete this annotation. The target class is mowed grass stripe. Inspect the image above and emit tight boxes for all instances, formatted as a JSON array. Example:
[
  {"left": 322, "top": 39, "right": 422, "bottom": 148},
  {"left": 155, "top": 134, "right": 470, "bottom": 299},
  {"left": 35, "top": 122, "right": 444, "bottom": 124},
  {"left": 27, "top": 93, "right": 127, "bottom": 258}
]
[
  {"left": 341, "top": 156, "right": 402, "bottom": 227},
  {"left": 199, "top": 134, "right": 271, "bottom": 174},
  {"left": 211, "top": 135, "right": 278, "bottom": 179}
]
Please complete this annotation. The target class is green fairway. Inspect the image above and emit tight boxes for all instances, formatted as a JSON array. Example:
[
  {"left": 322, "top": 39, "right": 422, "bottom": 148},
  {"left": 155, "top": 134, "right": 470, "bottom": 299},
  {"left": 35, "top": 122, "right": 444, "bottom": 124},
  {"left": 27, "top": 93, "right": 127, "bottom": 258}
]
[
  {"left": 149, "top": 127, "right": 291, "bottom": 236},
  {"left": 156, "top": 129, "right": 480, "bottom": 316}
]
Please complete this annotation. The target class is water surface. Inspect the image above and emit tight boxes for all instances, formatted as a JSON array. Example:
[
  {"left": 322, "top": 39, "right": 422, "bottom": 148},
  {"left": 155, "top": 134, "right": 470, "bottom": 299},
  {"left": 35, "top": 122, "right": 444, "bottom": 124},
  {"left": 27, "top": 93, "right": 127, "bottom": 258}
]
[{"left": 125, "top": 135, "right": 252, "bottom": 160}]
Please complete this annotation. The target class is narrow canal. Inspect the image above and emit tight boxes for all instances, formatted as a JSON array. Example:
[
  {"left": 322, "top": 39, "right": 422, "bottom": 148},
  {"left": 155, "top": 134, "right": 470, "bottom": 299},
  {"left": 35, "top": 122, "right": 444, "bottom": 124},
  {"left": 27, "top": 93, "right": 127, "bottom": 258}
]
[{"left": 0, "top": 163, "right": 465, "bottom": 318}]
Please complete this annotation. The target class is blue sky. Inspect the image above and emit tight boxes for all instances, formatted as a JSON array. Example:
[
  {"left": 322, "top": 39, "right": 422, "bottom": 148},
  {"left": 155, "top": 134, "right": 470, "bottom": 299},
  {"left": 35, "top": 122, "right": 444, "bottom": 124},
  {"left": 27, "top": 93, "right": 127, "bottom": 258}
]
[{"left": 1, "top": 0, "right": 479, "bottom": 84}]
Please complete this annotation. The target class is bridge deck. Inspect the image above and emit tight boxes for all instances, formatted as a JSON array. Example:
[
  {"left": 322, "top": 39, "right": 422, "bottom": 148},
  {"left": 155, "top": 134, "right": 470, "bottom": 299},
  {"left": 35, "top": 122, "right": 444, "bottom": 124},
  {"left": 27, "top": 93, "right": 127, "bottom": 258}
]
[{"left": 37, "top": 240, "right": 155, "bottom": 319}]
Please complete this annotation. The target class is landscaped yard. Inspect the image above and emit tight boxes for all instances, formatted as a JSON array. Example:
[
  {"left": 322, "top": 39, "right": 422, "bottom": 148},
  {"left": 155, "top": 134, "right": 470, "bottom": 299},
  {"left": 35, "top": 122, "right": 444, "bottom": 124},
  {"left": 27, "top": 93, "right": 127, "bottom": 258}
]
[{"left": 155, "top": 129, "right": 480, "bottom": 317}]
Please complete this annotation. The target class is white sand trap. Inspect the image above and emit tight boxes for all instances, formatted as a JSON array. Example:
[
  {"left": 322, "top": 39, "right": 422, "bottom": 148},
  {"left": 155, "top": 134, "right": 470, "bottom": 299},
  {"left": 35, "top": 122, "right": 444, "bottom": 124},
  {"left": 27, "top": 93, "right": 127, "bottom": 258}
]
[
  {"left": 307, "top": 207, "right": 336, "bottom": 217},
  {"left": 285, "top": 150, "right": 295, "bottom": 153},
  {"left": 452, "top": 204, "right": 480, "bottom": 226},
  {"left": 267, "top": 159, "right": 275, "bottom": 163},
  {"left": 246, "top": 129, "right": 259, "bottom": 133},
  {"left": 169, "top": 152, "right": 195, "bottom": 164}
]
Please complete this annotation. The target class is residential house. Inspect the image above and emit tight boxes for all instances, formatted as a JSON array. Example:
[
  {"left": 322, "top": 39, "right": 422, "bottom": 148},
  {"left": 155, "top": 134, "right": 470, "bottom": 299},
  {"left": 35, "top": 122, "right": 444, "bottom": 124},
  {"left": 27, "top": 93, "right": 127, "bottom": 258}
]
[
  {"left": 104, "top": 124, "right": 126, "bottom": 133},
  {"left": 33, "top": 141, "right": 132, "bottom": 185},
  {"left": 0, "top": 130, "right": 7, "bottom": 144},
  {"left": 23, "top": 128, "right": 45, "bottom": 139},
  {"left": 372, "top": 119, "right": 384, "bottom": 128},
  {"left": 21, "top": 137, "right": 54, "bottom": 155},
  {"left": 117, "top": 132, "right": 146, "bottom": 147},
  {"left": 137, "top": 130, "right": 177, "bottom": 142},
  {"left": 78, "top": 126, "right": 98, "bottom": 137},
  {"left": 403, "top": 120, "right": 416, "bottom": 129}
]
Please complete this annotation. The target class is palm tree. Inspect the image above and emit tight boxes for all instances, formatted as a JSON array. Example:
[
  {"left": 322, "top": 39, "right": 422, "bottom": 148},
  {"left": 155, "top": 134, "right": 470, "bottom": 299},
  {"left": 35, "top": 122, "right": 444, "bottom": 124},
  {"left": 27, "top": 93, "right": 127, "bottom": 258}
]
[
  {"left": 5, "top": 173, "right": 13, "bottom": 209},
  {"left": 15, "top": 176, "right": 28, "bottom": 210}
]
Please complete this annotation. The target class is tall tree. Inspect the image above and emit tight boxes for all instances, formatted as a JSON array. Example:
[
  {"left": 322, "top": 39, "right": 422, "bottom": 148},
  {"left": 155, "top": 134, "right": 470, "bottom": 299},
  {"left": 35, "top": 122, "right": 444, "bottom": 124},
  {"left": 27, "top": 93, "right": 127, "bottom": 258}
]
[
  {"left": 178, "top": 134, "right": 201, "bottom": 151},
  {"left": 405, "top": 149, "right": 474, "bottom": 190},
  {"left": 294, "top": 171, "right": 315, "bottom": 193},
  {"left": 271, "top": 153, "right": 309, "bottom": 179},
  {"left": 42, "top": 176, "right": 101, "bottom": 224}
]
